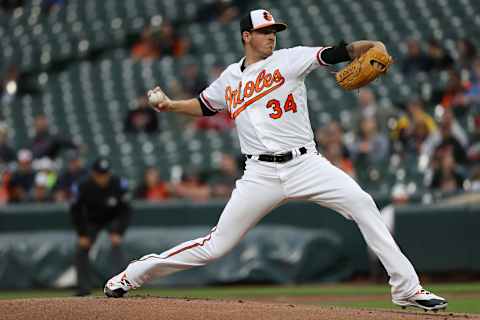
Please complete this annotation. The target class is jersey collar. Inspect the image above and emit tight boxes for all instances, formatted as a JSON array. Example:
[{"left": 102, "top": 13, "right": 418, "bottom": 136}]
[{"left": 238, "top": 52, "right": 275, "bottom": 73}]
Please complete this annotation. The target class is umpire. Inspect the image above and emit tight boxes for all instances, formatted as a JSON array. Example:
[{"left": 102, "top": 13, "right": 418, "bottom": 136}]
[{"left": 70, "top": 157, "right": 132, "bottom": 296}]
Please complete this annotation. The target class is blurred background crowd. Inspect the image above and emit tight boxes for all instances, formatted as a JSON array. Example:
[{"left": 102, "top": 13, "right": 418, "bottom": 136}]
[{"left": 1, "top": 0, "right": 479, "bottom": 205}]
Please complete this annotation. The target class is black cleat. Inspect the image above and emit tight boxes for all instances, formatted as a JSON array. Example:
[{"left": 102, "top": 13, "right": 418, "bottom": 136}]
[
  {"left": 104, "top": 272, "right": 135, "bottom": 298},
  {"left": 104, "top": 286, "right": 127, "bottom": 298}
]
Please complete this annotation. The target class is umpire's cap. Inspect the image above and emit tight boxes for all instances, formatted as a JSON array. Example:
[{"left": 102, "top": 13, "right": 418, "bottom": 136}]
[
  {"left": 240, "top": 9, "right": 287, "bottom": 33},
  {"left": 92, "top": 157, "right": 111, "bottom": 173}
]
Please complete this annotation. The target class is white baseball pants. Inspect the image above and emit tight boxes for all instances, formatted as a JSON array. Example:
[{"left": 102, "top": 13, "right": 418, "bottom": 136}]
[{"left": 123, "top": 150, "right": 420, "bottom": 300}]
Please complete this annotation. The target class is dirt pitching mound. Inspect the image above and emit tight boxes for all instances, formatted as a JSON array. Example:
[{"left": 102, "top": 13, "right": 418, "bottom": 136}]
[{"left": 0, "top": 297, "right": 476, "bottom": 320}]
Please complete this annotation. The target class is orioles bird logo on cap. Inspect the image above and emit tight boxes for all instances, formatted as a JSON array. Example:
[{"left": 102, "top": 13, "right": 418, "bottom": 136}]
[{"left": 263, "top": 11, "right": 273, "bottom": 21}]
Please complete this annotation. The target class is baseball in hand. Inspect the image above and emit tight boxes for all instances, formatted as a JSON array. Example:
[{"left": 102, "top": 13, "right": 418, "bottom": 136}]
[{"left": 147, "top": 89, "right": 165, "bottom": 106}]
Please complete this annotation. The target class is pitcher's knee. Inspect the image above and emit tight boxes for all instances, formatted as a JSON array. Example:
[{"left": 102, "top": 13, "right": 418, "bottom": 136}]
[{"left": 207, "top": 241, "right": 235, "bottom": 261}]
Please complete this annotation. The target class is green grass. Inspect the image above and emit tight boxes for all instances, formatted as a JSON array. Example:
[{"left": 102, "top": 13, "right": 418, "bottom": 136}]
[
  {"left": 135, "top": 284, "right": 391, "bottom": 298},
  {"left": 1, "top": 282, "right": 479, "bottom": 314},
  {"left": 0, "top": 290, "right": 75, "bottom": 300}
]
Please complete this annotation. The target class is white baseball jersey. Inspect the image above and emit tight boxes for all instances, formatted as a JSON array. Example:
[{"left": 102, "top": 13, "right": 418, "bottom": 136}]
[{"left": 199, "top": 46, "right": 331, "bottom": 155}]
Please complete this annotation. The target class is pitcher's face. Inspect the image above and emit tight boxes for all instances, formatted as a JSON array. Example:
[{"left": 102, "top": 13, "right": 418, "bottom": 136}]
[{"left": 248, "top": 28, "right": 277, "bottom": 58}]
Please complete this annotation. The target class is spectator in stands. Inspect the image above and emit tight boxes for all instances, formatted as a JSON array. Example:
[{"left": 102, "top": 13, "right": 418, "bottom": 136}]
[
  {"left": 355, "top": 88, "right": 378, "bottom": 121},
  {"left": 438, "top": 70, "right": 469, "bottom": 111},
  {"left": 1, "top": 65, "right": 20, "bottom": 105},
  {"left": 351, "top": 117, "right": 389, "bottom": 165},
  {"left": 34, "top": 157, "right": 58, "bottom": 190},
  {"left": 124, "top": 96, "right": 159, "bottom": 134},
  {"left": 41, "top": 0, "right": 65, "bottom": 14},
  {"left": 456, "top": 39, "right": 477, "bottom": 71},
  {"left": 316, "top": 122, "right": 355, "bottom": 177},
  {"left": 401, "top": 39, "right": 432, "bottom": 75},
  {"left": 426, "top": 39, "right": 453, "bottom": 72},
  {"left": 0, "top": 123, "right": 15, "bottom": 165},
  {"left": 172, "top": 169, "right": 210, "bottom": 202},
  {"left": 428, "top": 108, "right": 469, "bottom": 165},
  {"left": 392, "top": 98, "right": 437, "bottom": 155},
  {"left": 31, "top": 114, "right": 77, "bottom": 160},
  {"left": 131, "top": 25, "right": 161, "bottom": 60},
  {"left": 411, "top": 120, "right": 436, "bottom": 157},
  {"left": 464, "top": 57, "right": 480, "bottom": 106},
  {"left": 132, "top": 20, "right": 189, "bottom": 60},
  {"left": 315, "top": 121, "right": 352, "bottom": 162},
  {"left": 0, "top": 170, "right": 10, "bottom": 204},
  {"left": 463, "top": 60, "right": 480, "bottom": 162},
  {"left": 156, "top": 20, "right": 190, "bottom": 58},
  {"left": 467, "top": 165, "right": 480, "bottom": 192},
  {"left": 1, "top": 64, "right": 39, "bottom": 104},
  {"left": 429, "top": 148, "right": 465, "bottom": 193},
  {"left": 7, "top": 149, "right": 35, "bottom": 203},
  {"left": 323, "top": 140, "right": 356, "bottom": 178},
  {"left": 0, "top": 123, "right": 13, "bottom": 203},
  {"left": 134, "top": 167, "right": 170, "bottom": 201},
  {"left": 53, "top": 151, "right": 87, "bottom": 202},
  {"left": 467, "top": 114, "right": 480, "bottom": 163},
  {"left": 352, "top": 88, "right": 394, "bottom": 131},
  {"left": 31, "top": 172, "right": 52, "bottom": 202},
  {"left": 207, "top": 153, "right": 240, "bottom": 198},
  {"left": 195, "top": 0, "right": 240, "bottom": 24},
  {"left": 181, "top": 62, "right": 208, "bottom": 97}
]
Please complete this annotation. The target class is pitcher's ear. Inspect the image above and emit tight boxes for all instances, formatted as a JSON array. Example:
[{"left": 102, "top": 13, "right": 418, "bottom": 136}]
[{"left": 242, "top": 31, "right": 251, "bottom": 44}]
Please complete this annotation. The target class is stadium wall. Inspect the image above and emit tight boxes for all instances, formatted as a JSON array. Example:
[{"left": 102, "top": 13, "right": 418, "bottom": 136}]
[{"left": 0, "top": 201, "right": 478, "bottom": 289}]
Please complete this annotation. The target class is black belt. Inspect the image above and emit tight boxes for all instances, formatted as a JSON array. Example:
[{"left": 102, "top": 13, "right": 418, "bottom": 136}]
[{"left": 246, "top": 147, "right": 307, "bottom": 163}]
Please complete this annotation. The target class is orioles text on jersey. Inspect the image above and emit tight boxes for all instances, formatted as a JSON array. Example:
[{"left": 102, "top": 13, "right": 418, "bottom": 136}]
[{"left": 225, "top": 68, "right": 285, "bottom": 119}]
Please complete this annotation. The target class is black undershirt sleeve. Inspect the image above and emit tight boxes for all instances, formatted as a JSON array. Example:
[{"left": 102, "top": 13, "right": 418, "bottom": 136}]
[
  {"left": 321, "top": 40, "right": 351, "bottom": 65},
  {"left": 197, "top": 97, "right": 218, "bottom": 116}
]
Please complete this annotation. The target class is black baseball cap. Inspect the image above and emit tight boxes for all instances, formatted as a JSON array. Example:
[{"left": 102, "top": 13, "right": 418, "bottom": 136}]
[
  {"left": 240, "top": 9, "right": 287, "bottom": 33},
  {"left": 92, "top": 157, "right": 111, "bottom": 173}
]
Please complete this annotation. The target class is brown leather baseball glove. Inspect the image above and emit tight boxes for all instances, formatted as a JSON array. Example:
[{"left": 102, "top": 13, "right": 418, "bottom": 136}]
[{"left": 335, "top": 46, "right": 393, "bottom": 90}]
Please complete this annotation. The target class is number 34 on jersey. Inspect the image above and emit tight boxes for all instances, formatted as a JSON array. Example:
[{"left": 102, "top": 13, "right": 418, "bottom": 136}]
[{"left": 266, "top": 93, "right": 297, "bottom": 119}]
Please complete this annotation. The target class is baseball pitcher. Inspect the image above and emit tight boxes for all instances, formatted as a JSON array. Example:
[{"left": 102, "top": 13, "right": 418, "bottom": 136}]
[{"left": 105, "top": 9, "right": 446, "bottom": 311}]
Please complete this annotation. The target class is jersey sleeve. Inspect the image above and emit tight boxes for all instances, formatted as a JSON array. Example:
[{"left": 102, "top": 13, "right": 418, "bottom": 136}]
[
  {"left": 285, "top": 46, "right": 333, "bottom": 78},
  {"left": 199, "top": 72, "right": 228, "bottom": 112}
]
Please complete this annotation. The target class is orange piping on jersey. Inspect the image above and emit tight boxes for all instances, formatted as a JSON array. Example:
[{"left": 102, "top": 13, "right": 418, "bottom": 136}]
[
  {"left": 165, "top": 226, "right": 217, "bottom": 258},
  {"left": 231, "top": 77, "right": 285, "bottom": 119},
  {"left": 136, "top": 227, "right": 218, "bottom": 260}
]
